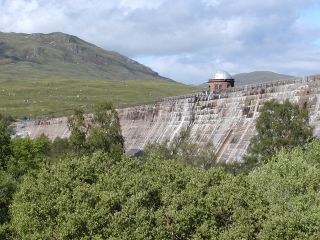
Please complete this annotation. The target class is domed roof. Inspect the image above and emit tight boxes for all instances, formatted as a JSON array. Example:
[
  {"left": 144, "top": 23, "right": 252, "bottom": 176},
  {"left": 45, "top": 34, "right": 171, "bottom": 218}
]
[{"left": 212, "top": 70, "right": 233, "bottom": 80}]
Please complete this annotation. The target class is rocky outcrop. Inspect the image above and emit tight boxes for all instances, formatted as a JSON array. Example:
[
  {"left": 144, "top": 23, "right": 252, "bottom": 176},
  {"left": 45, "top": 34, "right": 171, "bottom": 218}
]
[{"left": 14, "top": 75, "right": 320, "bottom": 163}]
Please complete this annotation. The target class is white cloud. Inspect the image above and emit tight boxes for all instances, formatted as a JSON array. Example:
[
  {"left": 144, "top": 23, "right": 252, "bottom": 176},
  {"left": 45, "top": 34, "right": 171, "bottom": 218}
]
[
  {"left": 119, "top": 0, "right": 163, "bottom": 10},
  {"left": 0, "top": 0, "right": 319, "bottom": 83}
]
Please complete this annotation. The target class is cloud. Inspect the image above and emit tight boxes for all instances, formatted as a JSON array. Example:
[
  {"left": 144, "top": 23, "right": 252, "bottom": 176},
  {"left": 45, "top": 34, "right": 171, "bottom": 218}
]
[
  {"left": 142, "top": 54, "right": 241, "bottom": 84},
  {"left": 0, "top": 0, "right": 320, "bottom": 83}
]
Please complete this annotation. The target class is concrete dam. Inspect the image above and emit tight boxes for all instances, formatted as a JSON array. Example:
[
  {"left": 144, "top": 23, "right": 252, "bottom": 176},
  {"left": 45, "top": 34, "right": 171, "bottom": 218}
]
[{"left": 14, "top": 75, "right": 320, "bottom": 163}]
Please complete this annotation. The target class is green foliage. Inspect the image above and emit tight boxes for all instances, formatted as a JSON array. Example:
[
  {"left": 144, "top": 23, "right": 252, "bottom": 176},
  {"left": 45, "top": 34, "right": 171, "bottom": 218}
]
[
  {"left": 0, "top": 113, "right": 14, "bottom": 129},
  {"left": 1, "top": 113, "right": 53, "bottom": 238},
  {"left": 8, "top": 135, "right": 51, "bottom": 179},
  {"left": 247, "top": 143, "right": 320, "bottom": 239},
  {"left": 143, "top": 142, "right": 173, "bottom": 160},
  {"left": 0, "top": 124, "right": 12, "bottom": 170},
  {"left": 87, "top": 102, "right": 124, "bottom": 157},
  {"left": 244, "top": 99, "right": 313, "bottom": 168},
  {"left": 10, "top": 152, "right": 228, "bottom": 239},
  {"left": 11, "top": 152, "right": 112, "bottom": 239},
  {"left": 9, "top": 140, "right": 320, "bottom": 239},
  {"left": 0, "top": 114, "right": 14, "bottom": 170},
  {"left": 144, "top": 129, "right": 216, "bottom": 169},
  {"left": 67, "top": 102, "right": 124, "bottom": 156},
  {"left": 0, "top": 116, "right": 52, "bottom": 238},
  {"left": 68, "top": 108, "right": 87, "bottom": 153},
  {"left": 0, "top": 171, "right": 17, "bottom": 239},
  {"left": 177, "top": 142, "right": 216, "bottom": 169},
  {"left": 51, "top": 137, "right": 70, "bottom": 158}
]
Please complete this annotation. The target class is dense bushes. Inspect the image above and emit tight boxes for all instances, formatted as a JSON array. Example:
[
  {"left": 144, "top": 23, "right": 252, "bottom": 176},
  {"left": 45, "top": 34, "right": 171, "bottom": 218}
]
[
  {"left": 8, "top": 141, "right": 320, "bottom": 239},
  {"left": 10, "top": 152, "right": 242, "bottom": 239},
  {"left": 0, "top": 114, "right": 13, "bottom": 170},
  {"left": 249, "top": 146, "right": 320, "bottom": 239},
  {"left": 144, "top": 129, "right": 217, "bottom": 169}
]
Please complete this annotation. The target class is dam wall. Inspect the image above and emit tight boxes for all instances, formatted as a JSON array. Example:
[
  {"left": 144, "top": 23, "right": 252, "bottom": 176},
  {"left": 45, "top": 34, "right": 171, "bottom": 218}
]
[{"left": 14, "top": 75, "right": 320, "bottom": 163}]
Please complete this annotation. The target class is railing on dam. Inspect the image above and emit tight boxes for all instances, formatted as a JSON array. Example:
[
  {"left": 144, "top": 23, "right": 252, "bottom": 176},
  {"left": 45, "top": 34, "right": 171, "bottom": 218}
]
[
  {"left": 118, "top": 75, "right": 320, "bottom": 109},
  {"left": 161, "top": 74, "right": 320, "bottom": 102}
]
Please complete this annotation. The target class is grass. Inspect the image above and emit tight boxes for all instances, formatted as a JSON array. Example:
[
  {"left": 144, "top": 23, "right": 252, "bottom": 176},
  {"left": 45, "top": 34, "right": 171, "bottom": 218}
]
[
  {"left": 0, "top": 32, "right": 168, "bottom": 81},
  {"left": 0, "top": 78, "right": 201, "bottom": 119},
  {"left": 0, "top": 32, "right": 201, "bottom": 118}
]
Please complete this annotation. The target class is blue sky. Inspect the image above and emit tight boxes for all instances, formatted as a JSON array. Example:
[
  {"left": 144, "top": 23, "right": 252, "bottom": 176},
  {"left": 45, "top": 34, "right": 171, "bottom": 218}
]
[
  {"left": 303, "top": 5, "right": 320, "bottom": 27},
  {"left": 0, "top": 0, "right": 320, "bottom": 84},
  {"left": 303, "top": 7, "right": 320, "bottom": 47}
]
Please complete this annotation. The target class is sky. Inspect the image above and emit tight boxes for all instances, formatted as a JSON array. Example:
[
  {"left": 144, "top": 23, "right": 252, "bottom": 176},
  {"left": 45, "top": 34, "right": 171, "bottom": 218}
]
[{"left": 0, "top": 0, "right": 320, "bottom": 84}]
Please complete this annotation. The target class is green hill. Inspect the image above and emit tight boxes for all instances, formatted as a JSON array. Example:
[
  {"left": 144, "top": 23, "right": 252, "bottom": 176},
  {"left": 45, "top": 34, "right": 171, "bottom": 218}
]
[
  {"left": 0, "top": 32, "right": 169, "bottom": 81},
  {"left": 0, "top": 32, "right": 200, "bottom": 118},
  {"left": 0, "top": 79, "right": 199, "bottom": 118},
  {"left": 233, "top": 71, "right": 295, "bottom": 86}
]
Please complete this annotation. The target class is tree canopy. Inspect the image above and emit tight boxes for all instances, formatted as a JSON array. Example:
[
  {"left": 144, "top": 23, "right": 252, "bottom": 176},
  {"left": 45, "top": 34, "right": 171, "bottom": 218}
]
[
  {"left": 144, "top": 129, "right": 216, "bottom": 169},
  {"left": 0, "top": 114, "right": 14, "bottom": 170},
  {"left": 67, "top": 102, "right": 124, "bottom": 156},
  {"left": 244, "top": 99, "right": 313, "bottom": 168},
  {"left": 10, "top": 141, "right": 320, "bottom": 239}
]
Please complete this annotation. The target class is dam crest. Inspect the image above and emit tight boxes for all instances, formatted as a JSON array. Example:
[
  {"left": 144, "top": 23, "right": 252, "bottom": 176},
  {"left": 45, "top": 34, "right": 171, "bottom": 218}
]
[{"left": 15, "top": 75, "right": 320, "bottom": 163}]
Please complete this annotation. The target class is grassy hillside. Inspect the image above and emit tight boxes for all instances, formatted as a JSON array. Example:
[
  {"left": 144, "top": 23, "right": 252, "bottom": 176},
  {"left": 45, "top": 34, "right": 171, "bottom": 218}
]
[
  {"left": 0, "top": 78, "right": 200, "bottom": 118},
  {"left": 233, "top": 71, "right": 295, "bottom": 86},
  {"left": 0, "top": 32, "right": 168, "bottom": 81},
  {"left": 0, "top": 32, "right": 201, "bottom": 118}
]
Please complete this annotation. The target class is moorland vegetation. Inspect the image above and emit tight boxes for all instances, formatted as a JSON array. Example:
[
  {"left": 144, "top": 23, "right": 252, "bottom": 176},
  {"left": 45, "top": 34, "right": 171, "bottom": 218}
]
[{"left": 0, "top": 32, "right": 200, "bottom": 118}]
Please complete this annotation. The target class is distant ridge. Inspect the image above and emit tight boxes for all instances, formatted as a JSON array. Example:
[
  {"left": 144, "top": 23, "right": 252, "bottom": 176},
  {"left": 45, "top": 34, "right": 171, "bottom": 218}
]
[
  {"left": 233, "top": 71, "right": 295, "bottom": 86},
  {"left": 0, "top": 32, "right": 170, "bottom": 81},
  {"left": 199, "top": 71, "right": 295, "bottom": 87}
]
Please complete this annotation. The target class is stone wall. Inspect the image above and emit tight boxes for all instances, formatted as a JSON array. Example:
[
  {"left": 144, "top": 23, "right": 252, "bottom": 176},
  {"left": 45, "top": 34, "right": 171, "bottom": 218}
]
[
  {"left": 118, "top": 75, "right": 320, "bottom": 163},
  {"left": 13, "top": 75, "right": 320, "bottom": 163}
]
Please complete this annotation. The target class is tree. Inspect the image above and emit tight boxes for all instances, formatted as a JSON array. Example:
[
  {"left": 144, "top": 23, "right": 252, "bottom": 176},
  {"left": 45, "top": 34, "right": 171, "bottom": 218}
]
[
  {"left": 10, "top": 152, "right": 112, "bottom": 239},
  {"left": 0, "top": 170, "right": 16, "bottom": 239},
  {"left": 87, "top": 102, "right": 124, "bottom": 156},
  {"left": 248, "top": 142, "right": 320, "bottom": 239},
  {"left": 8, "top": 135, "right": 51, "bottom": 179},
  {"left": 51, "top": 137, "right": 70, "bottom": 158},
  {"left": 10, "top": 151, "right": 229, "bottom": 239},
  {"left": 0, "top": 113, "right": 14, "bottom": 130},
  {"left": 0, "top": 114, "right": 13, "bottom": 170},
  {"left": 67, "top": 108, "right": 88, "bottom": 153},
  {"left": 174, "top": 141, "right": 216, "bottom": 169},
  {"left": 244, "top": 99, "right": 313, "bottom": 168},
  {"left": 0, "top": 124, "right": 11, "bottom": 170},
  {"left": 68, "top": 102, "right": 124, "bottom": 156},
  {"left": 144, "top": 129, "right": 216, "bottom": 169},
  {"left": 10, "top": 141, "right": 320, "bottom": 239}
]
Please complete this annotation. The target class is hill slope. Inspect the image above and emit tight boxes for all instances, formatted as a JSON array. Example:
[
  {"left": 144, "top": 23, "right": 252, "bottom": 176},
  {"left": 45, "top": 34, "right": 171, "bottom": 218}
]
[
  {"left": 0, "top": 32, "right": 200, "bottom": 118},
  {"left": 0, "top": 32, "right": 168, "bottom": 81},
  {"left": 233, "top": 71, "right": 295, "bottom": 86},
  {"left": 0, "top": 79, "right": 200, "bottom": 118}
]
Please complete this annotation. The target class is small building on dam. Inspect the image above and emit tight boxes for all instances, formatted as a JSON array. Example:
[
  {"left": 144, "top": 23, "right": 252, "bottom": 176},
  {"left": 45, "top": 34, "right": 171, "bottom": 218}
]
[{"left": 208, "top": 70, "right": 235, "bottom": 91}]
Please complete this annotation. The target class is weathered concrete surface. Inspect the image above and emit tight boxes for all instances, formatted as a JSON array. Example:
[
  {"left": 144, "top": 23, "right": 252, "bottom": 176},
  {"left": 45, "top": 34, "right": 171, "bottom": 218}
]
[
  {"left": 14, "top": 75, "right": 320, "bottom": 163},
  {"left": 14, "top": 117, "right": 70, "bottom": 139}
]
